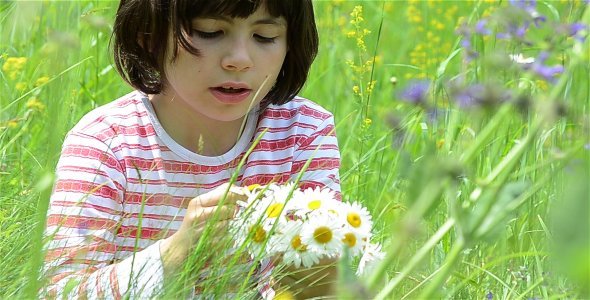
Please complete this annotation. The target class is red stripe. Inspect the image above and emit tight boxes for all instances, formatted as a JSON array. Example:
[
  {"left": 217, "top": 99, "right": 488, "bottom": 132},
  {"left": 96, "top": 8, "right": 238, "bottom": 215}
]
[
  {"left": 253, "top": 136, "right": 302, "bottom": 151},
  {"left": 46, "top": 243, "right": 118, "bottom": 259},
  {"left": 124, "top": 155, "right": 242, "bottom": 174},
  {"left": 263, "top": 105, "right": 331, "bottom": 121},
  {"left": 124, "top": 192, "right": 190, "bottom": 207},
  {"left": 61, "top": 144, "right": 123, "bottom": 171},
  {"left": 256, "top": 121, "right": 317, "bottom": 133},
  {"left": 93, "top": 124, "right": 158, "bottom": 141},
  {"left": 54, "top": 179, "right": 121, "bottom": 201},
  {"left": 117, "top": 225, "right": 168, "bottom": 240},
  {"left": 242, "top": 174, "right": 290, "bottom": 187},
  {"left": 291, "top": 157, "right": 340, "bottom": 173},
  {"left": 47, "top": 214, "right": 119, "bottom": 230}
]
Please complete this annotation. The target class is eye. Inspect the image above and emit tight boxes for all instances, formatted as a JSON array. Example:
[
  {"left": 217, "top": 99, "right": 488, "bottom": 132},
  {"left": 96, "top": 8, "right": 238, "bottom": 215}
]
[
  {"left": 193, "top": 30, "right": 223, "bottom": 39},
  {"left": 254, "top": 34, "right": 276, "bottom": 44}
]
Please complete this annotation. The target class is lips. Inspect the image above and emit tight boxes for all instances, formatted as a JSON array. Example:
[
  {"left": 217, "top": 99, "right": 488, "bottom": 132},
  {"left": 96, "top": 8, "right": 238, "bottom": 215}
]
[{"left": 210, "top": 83, "right": 252, "bottom": 104}]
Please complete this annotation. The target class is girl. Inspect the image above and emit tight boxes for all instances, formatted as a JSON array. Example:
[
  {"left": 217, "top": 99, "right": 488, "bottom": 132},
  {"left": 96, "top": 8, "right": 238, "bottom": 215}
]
[{"left": 42, "top": 0, "right": 340, "bottom": 299}]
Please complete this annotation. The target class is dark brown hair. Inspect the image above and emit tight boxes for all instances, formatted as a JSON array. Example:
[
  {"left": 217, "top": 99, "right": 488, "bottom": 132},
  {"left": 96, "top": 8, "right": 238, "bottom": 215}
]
[{"left": 112, "top": 0, "right": 319, "bottom": 106}]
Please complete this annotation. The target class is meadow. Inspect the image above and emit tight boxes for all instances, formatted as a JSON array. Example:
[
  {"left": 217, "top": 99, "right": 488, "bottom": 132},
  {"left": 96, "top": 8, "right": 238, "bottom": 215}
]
[{"left": 1, "top": 0, "right": 589, "bottom": 299}]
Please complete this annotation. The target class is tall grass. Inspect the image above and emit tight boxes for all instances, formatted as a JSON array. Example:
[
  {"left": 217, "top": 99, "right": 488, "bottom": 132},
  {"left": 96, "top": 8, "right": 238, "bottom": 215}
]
[{"left": 1, "top": 0, "right": 588, "bottom": 299}]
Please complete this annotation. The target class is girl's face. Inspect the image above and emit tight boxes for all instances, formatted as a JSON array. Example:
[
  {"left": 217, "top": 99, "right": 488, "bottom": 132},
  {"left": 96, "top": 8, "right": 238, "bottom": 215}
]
[{"left": 160, "top": 4, "right": 288, "bottom": 123}]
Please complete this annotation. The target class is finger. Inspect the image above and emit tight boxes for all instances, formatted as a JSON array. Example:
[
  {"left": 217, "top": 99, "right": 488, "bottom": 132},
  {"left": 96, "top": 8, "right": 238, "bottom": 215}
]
[
  {"left": 194, "top": 183, "right": 247, "bottom": 207},
  {"left": 194, "top": 219, "right": 232, "bottom": 237},
  {"left": 193, "top": 205, "right": 238, "bottom": 223}
]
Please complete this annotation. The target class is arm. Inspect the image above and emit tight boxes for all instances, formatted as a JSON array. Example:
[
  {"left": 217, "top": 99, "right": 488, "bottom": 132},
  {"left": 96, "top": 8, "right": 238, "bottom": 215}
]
[
  {"left": 291, "top": 113, "right": 341, "bottom": 198},
  {"left": 43, "top": 132, "right": 244, "bottom": 299},
  {"left": 42, "top": 132, "right": 163, "bottom": 299}
]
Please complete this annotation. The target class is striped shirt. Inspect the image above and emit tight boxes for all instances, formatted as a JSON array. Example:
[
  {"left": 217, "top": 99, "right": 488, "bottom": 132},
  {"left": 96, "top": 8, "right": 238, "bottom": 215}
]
[{"left": 42, "top": 91, "right": 341, "bottom": 299}]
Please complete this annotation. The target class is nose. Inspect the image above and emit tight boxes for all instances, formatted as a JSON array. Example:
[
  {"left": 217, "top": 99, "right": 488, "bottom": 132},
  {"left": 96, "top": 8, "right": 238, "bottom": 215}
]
[{"left": 222, "top": 38, "right": 254, "bottom": 72}]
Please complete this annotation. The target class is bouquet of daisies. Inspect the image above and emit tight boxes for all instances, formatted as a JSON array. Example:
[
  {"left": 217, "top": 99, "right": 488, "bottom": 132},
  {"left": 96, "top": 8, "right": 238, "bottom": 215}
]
[{"left": 229, "top": 183, "right": 384, "bottom": 276}]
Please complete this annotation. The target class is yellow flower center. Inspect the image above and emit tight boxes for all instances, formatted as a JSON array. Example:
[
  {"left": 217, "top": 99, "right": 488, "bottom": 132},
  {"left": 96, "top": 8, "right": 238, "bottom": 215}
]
[
  {"left": 247, "top": 184, "right": 261, "bottom": 191},
  {"left": 347, "top": 212, "right": 362, "bottom": 228},
  {"left": 342, "top": 233, "right": 357, "bottom": 247},
  {"left": 266, "top": 203, "right": 284, "bottom": 218},
  {"left": 308, "top": 200, "right": 321, "bottom": 210},
  {"left": 291, "top": 235, "right": 307, "bottom": 252},
  {"left": 249, "top": 225, "right": 266, "bottom": 243},
  {"left": 274, "top": 289, "right": 296, "bottom": 300},
  {"left": 313, "top": 226, "right": 333, "bottom": 244}
]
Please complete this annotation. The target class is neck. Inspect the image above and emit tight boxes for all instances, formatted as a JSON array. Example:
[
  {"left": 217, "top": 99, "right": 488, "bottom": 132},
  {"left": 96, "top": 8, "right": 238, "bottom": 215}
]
[{"left": 149, "top": 94, "right": 248, "bottom": 156}]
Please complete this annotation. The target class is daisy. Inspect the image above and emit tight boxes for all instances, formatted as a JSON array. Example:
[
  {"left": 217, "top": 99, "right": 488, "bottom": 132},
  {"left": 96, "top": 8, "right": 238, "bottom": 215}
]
[
  {"left": 300, "top": 211, "right": 344, "bottom": 257},
  {"left": 340, "top": 229, "right": 369, "bottom": 257},
  {"left": 292, "top": 186, "right": 338, "bottom": 217},
  {"left": 280, "top": 220, "right": 321, "bottom": 268},
  {"left": 231, "top": 217, "right": 274, "bottom": 257},
  {"left": 258, "top": 183, "right": 297, "bottom": 220},
  {"left": 340, "top": 201, "right": 373, "bottom": 236},
  {"left": 356, "top": 242, "right": 385, "bottom": 276}
]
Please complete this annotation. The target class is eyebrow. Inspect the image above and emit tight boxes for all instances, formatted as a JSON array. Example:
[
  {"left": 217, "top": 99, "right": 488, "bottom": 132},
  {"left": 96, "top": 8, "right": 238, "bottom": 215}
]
[{"left": 198, "top": 15, "right": 287, "bottom": 27}]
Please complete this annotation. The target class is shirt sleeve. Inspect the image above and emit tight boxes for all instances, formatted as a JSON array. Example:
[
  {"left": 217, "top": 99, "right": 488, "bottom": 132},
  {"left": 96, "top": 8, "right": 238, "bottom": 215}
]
[
  {"left": 290, "top": 113, "right": 342, "bottom": 198},
  {"left": 41, "top": 131, "right": 164, "bottom": 299}
]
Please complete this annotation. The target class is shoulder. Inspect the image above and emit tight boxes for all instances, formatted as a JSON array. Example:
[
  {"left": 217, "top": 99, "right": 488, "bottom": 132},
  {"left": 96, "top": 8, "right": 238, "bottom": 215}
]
[
  {"left": 260, "top": 96, "right": 334, "bottom": 125},
  {"left": 68, "top": 91, "right": 152, "bottom": 143}
]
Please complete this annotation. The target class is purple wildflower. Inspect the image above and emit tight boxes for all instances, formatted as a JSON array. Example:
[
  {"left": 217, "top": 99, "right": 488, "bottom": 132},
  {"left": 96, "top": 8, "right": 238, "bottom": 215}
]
[
  {"left": 508, "top": 0, "right": 544, "bottom": 22},
  {"left": 486, "top": 291, "right": 494, "bottom": 300},
  {"left": 397, "top": 80, "right": 431, "bottom": 105},
  {"left": 584, "top": 143, "right": 590, "bottom": 150},
  {"left": 450, "top": 83, "right": 512, "bottom": 109},
  {"left": 475, "top": 20, "right": 491, "bottom": 35},
  {"left": 456, "top": 22, "right": 480, "bottom": 61},
  {"left": 568, "top": 23, "right": 588, "bottom": 42},
  {"left": 522, "top": 51, "right": 564, "bottom": 83},
  {"left": 506, "top": 0, "right": 546, "bottom": 29}
]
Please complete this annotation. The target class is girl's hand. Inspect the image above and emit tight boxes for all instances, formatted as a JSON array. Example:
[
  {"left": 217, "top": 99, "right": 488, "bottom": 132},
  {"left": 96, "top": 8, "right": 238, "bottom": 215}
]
[
  {"left": 276, "top": 256, "right": 339, "bottom": 299},
  {"left": 160, "top": 183, "right": 246, "bottom": 275}
]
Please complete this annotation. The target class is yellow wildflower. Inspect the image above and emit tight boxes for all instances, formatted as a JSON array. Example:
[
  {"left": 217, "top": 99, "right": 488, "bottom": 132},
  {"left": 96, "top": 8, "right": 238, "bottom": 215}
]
[
  {"left": 366, "top": 80, "right": 376, "bottom": 94},
  {"left": 35, "top": 76, "right": 50, "bottom": 87},
  {"left": 7, "top": 119, "right": 19, "bottom": 128},
  {"left": 2, "top": 57, "right": 27, "bottom": 80},
  {"left": 15, "top": 82, "right": 27, "bottom": 92},
  {"left": 352, "top": 85, "right": 361, "bottom": 96},
  {"left": 350, "top": 6, "right": 364, "bottom": 26},
  {"left": 26, "top": 97, "right": 46, "bottom": 112}
]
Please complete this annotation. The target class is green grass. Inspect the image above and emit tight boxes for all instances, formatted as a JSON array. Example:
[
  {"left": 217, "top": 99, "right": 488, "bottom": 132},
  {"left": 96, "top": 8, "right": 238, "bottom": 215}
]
[{"left": 1, "top": 0, "right": 589, "bottom": 299}]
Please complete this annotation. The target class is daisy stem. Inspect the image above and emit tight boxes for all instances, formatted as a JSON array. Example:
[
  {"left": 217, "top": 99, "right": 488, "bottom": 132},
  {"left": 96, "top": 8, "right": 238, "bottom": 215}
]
[{"left": 372, "top": 218, "right": 456, "bottom": 300}]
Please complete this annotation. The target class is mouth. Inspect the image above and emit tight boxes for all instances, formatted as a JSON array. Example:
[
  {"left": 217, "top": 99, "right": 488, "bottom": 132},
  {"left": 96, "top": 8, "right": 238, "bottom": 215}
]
[
  {"left": 209, "top": 83, "right": 253, "bottom": 104},
  {"left": 213, "top": 86, "right": 251, "bottom": 94}
]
